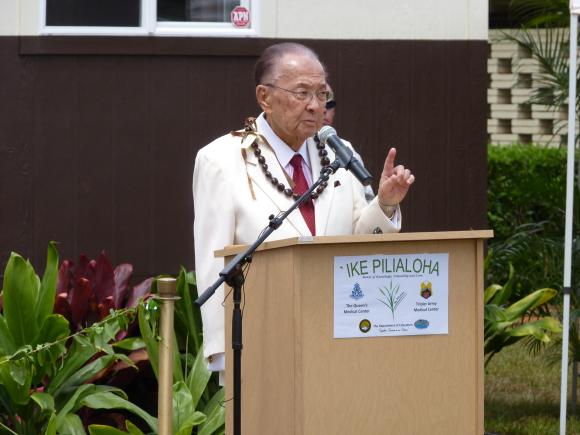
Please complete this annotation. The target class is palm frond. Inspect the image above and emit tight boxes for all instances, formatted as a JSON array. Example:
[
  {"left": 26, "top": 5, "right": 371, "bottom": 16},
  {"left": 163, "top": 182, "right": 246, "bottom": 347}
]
[
  {"left": 504, "top": 27, "right": 570, "bottom": 108},
  {"left": 509, "top": 0, "right": 569, "bottom": 28}
]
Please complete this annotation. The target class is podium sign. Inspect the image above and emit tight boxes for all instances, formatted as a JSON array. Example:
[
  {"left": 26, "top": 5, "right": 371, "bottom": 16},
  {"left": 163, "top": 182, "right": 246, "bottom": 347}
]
[
  {"left": 333, "top": 252, "right": 449, "bottom": 338},
  {"left": 221, "top": 230, "right": 492, "bottom": 435}
]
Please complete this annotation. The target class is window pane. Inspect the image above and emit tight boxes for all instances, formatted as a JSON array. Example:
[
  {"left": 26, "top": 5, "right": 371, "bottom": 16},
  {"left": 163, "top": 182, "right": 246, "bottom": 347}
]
[
  {"left": 158, "top": 0, "right": 240, "bottom": 23},
  {"left": 46, "top": 0, "right": 141, "bottom": 27}
]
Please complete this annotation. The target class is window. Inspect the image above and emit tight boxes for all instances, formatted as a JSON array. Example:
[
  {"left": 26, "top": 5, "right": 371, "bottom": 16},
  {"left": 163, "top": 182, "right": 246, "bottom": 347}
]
[
  {"left": 46, "top": 0, "right": 141, "bottom": 27},
  {"left": 41, "top": 0, "right": 257, "bottom": 36},
  {"left": 158, "top": 0, "right": 237, "bottom": 22}
]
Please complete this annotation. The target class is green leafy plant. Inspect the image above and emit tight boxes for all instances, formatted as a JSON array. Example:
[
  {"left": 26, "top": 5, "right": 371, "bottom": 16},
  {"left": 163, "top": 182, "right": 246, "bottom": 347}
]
[
  {"left": 500, "top": 1, "right": 580, "bottom": 189},
  {"left": 0, "top": 243, "right": 157, "bottom": 434},
  {"left": 486, "top": 145, "right": 580, "bottom": 304},
  {"left": 509, "top": 0, "right": 569, "bottom": 28},
  {"left": 90, "top": 268, "right": 225, "bottom": 434},
  {"left": 542, "top": 306, "right": 580, "bottom": 368},
  {"left": 503, "top": 27, "right": 573, "bottom": 129},
  {"left": 484, "top": 259, "right": 561, "bottom": 366},
  {"left": 485, "top": 222, "right": 564, "bottom": 304},
  {"left": 487, "top": 144, "right": 569, "bottom": 241},
  {"left": 504, "top": 0, "right": 572, "bottom": 114},
  {"left": 52, "top": 251, "right": 155, "bottom": 424}
]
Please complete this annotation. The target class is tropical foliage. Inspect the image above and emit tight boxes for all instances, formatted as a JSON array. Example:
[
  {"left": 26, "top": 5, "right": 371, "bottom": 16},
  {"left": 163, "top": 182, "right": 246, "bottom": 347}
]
[
  {"left": 509, "top": 0, "right": 569, "bottom": 28},
  {"left": 90, "top": 268, "right": 225, "bottom": 435},
  {"left": 502, "top": 26, "right": 575, "bottom": 137},
  {"left": 0, "top": 240, "right": 225, "bottom": 435},
  {"left": 486, "top": 145, "right": 580, "bottom": 303},
  {"left": 137, "top": 269, "right": 224, "bottom": 435},
  {"left": 484, "top": 258, "right": 561, "bottom": 366},
  {"left": 485, "top": 222, "right": 565, "bottom": 305},
  {"left": 55, "top": 252, "right": 153, "bottom": 332},
  {"left": 0, "top": 243, "right": 156, "bottom": 434},
  {"left": 501, "top": 0, "right": 578, "bottom": 150}
]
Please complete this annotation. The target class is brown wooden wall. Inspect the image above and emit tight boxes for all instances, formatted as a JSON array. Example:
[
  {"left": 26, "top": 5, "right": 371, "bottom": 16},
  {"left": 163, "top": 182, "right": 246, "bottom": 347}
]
[{"left": 0, "top": 36, "right": 488, "bottom": 281}]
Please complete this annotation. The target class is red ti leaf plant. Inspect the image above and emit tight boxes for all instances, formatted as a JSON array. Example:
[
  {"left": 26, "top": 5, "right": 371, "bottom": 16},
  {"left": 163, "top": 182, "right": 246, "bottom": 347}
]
[{"left": 55, "top": 252, "right": 153, "bottom": 334}]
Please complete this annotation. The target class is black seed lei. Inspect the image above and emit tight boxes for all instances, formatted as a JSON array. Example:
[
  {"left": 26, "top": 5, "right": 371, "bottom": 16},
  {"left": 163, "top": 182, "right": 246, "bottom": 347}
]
[{"left": 251, "top": 134, "right": 331, "bottom": 200}]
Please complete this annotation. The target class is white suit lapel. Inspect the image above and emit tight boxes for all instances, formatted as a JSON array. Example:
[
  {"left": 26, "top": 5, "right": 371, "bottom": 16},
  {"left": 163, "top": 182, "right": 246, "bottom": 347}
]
[
  {"left": 242, "top": 136, "right": 311, "bottom": 236},
  {"left": 307, "top": 137, "right": 335, "bottom": 236}
]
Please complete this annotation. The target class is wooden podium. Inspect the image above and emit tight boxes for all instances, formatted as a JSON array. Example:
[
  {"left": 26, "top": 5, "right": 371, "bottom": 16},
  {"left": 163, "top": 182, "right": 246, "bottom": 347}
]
[{"left": 219, "top": 230, "right": 492, "bottom": 435}]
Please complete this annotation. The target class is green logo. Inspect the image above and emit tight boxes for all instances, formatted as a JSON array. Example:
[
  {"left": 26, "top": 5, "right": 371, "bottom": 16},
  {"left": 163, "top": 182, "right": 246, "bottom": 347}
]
[
  {"left": 359, "top": 319, "right": 371, "bottom": 333},
  {"left": 377, "top": 280, "right": 407, "bottom": 321}
]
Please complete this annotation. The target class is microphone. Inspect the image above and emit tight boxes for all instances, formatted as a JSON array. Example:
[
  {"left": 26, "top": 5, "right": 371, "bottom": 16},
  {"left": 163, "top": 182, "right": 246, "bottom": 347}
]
[{"left": 318, "top": 126, "right": 373, "bottom": 186}]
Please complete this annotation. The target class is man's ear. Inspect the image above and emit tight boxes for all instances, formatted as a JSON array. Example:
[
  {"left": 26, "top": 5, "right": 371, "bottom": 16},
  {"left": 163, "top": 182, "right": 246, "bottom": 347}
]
[{"left": 256, "top": 85, "right": 271, "bottom": 113}]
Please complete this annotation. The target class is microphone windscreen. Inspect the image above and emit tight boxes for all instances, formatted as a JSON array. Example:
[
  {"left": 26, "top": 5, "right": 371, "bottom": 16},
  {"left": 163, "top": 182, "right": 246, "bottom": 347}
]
[{"left": 318, "top": 125, "right": 337, "bottom": 144}]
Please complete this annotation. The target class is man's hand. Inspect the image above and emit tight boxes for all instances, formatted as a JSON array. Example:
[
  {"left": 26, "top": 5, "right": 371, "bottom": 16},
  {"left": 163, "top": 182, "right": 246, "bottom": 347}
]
[{"left": 377, "top": 148, "right": 415, "bottom": 208}]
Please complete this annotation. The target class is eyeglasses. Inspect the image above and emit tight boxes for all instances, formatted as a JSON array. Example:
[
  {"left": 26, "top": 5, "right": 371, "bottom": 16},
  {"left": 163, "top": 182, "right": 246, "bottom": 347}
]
[{"left": 264, "top": 83, "right": 331, "bottom": 103}]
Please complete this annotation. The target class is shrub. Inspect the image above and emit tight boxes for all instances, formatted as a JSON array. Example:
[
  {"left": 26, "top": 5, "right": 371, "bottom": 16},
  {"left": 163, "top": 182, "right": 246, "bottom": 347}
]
[
  {"left": 486, "top": 144, "right": 580, "bottom": 300},
  {"left": 487, "top": 143, "right": 569, "bottom": 241}
]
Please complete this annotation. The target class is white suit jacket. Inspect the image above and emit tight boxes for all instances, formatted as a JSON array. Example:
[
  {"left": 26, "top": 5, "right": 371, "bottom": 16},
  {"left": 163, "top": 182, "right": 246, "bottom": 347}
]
[{"left": 192, "top": 124, "right": 401, "bottom": 360}]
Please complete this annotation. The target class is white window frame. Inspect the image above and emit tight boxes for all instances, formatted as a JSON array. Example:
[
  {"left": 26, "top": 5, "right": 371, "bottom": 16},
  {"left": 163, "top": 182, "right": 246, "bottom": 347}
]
[{"left": 40, "top": 0, "right": 259, "bottom": 37}]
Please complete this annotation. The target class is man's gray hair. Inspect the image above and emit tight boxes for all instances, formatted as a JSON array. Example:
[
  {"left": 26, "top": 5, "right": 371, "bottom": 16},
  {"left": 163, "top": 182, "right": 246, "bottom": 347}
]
[{"left": 254, "top": 42, "right": 326, "bottom": 86}]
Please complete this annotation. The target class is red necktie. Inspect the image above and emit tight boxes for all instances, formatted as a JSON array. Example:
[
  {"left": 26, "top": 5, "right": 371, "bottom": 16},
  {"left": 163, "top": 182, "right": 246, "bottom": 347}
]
[{"left": 289, "top": 154, "right": 316, "bottom": 236}]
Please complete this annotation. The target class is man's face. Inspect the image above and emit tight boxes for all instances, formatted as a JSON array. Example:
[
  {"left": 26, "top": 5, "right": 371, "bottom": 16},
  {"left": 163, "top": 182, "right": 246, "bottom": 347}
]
[{"left": 257, "top": 52, "right": 327, "bottom": 151}]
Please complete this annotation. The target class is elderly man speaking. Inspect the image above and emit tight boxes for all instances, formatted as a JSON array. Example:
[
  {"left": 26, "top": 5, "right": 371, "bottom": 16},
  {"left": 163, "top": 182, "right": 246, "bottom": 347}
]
[{"left": 192, "top": 42, "right": 415, "bottom": 382}]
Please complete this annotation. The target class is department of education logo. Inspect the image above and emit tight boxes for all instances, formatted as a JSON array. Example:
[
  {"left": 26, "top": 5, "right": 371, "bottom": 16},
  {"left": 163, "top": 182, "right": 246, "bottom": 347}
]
[
  {"left": 350, "top": 283, "right": 364, "bottom": 300},
  {"left": 420, "top": 281, "right": 433, "bottom": 299},
  {"left": 359, "top": 319, "right": 371, "bottom": 333},
  {"left": 414, "top": 319, "right": 430, "bottom": 329}
]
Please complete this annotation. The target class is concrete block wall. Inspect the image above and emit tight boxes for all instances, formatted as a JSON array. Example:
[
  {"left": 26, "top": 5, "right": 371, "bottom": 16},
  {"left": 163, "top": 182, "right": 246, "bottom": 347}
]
[{"left": 488, "top": 29, "right": 568, "bottom": 146}]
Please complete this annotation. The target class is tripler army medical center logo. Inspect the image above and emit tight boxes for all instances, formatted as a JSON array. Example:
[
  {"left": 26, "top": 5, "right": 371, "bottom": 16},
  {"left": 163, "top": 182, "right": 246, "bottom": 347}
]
[{"left": 420, "top": 281, "right": 433, "bottom": 299}]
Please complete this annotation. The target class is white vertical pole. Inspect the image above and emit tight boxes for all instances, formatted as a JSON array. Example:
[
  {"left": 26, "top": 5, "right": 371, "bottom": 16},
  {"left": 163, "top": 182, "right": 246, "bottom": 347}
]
[{"left": 560, "top": 12, "right": 578, "bottom": 435}]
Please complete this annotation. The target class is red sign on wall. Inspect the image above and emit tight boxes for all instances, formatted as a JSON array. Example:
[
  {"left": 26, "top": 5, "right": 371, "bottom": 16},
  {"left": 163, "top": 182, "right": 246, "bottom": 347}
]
[{"left": 231, "top": 6, "right": 250, "bottom": 28}]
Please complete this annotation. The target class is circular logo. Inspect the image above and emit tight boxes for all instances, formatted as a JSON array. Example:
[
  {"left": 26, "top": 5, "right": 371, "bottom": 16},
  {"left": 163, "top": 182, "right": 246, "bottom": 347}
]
[
  {"left": 231, "top": 6, "right": 250, "bottom": 28},
  {"left": 359, "top": 319, "right": 371, "bottom": 333},
  {"left": 414, "top": 319, "right": 430, "bottom": 329}
]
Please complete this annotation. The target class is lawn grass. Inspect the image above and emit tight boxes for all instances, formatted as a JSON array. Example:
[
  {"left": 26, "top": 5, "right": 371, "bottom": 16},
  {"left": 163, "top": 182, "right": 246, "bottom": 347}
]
[{"left": 485, "top": 341, "right": 580, "bottom": 434}]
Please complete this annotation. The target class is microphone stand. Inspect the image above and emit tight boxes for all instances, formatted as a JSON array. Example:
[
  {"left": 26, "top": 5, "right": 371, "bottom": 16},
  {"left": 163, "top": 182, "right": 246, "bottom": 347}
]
[{"left": 195, "top": 157, "right": 345, "bottom": 435}]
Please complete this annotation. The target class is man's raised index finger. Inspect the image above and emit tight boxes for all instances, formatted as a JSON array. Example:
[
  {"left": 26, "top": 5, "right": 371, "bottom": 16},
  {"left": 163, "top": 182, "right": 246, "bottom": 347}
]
[{"left": 383, "top": 147, "right": 397, "bottom": 175}]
